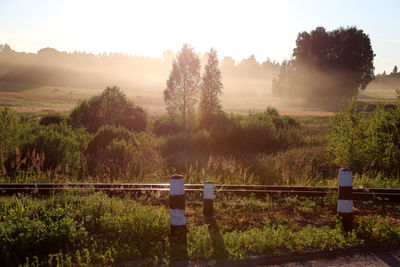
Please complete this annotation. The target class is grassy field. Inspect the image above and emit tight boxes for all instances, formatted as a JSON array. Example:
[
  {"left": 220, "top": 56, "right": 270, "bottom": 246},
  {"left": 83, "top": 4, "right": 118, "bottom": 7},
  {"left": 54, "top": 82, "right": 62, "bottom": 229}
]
[
  {"left": 1, "top": 81, "right": 399, "bottom": 188},
  {"left": 2, "top": 81, "right": 393, "bottom": 116},
  {"left": 0, "top": 83, "right": 288, "bottom": 115},
  {"left": 360, "top": 88, "right": 398, "bottom": 100},
  {"left": 1, "top": 82, "right": 400, "bottom": 266},
  {"left": 1, "top": 191, "right": 399, "bottom": 266},
  {"left": 0, "top": 82, "right": 102, "bottom": 113}
]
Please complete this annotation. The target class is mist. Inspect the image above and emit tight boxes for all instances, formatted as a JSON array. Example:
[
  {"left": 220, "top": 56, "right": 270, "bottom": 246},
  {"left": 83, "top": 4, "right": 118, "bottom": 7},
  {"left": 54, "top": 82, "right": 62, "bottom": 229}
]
[{"left": 0, "top": 45, "right": 280, "bottom": 113}]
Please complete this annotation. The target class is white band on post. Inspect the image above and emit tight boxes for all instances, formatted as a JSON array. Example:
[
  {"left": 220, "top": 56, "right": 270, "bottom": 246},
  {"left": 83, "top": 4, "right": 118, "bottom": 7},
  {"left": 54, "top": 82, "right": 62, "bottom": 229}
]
[
  {"left": 169, "top": 209, "right": 187, "bottom": 226},
  {"left": 337, "top": 168, "right": 353, "bottom": 232},
  {"left": 169, "top": 175, "right": 186, "bottom": 229},
  {"left": 339, "top": 169, "right": 352, "bottom": 187},
  {"left": 204, "top": 183, "right": 214, "bottom": 200},
  {"left": 337, "top": 199, "right": 353, "bottom": 213},
  {"left": 170, "top": 178, "right": 184, "bottom": 196}
]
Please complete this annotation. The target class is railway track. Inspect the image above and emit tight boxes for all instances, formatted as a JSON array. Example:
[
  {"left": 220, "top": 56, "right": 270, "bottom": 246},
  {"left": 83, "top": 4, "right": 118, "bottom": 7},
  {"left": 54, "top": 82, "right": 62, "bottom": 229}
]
[{"left": 1, "top": 183, "right": 400, "bottom": 201}]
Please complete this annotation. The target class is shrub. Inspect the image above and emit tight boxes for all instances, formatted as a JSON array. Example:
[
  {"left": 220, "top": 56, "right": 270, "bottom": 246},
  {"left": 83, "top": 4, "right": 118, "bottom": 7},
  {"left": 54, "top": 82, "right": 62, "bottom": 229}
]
[
  {"left": 70, "top": 86, "right": 147, "bottom": 133},
  {"left": 327, "top": 94, "right": 366, "bottom": 173},
  {"left": 39, "top": 114, "right": 64, "bottom": 126},
  {"left": 363, "top": 104, "right": 400, "bottom": 174},
  {"left": 86, "top": 125, "right": 133, "bottom": 158},
  {"left": 1, "top": 109, "right": 89, "bottom": 178},
  {"left": 0, "top": 108, "right": 23, "bottom": 173},
  {"left": 152, "top": 115, "right": 183, "bottom": 136},
  {"left": 161, "top": 131, "right": 210, "bottom": 172},
  {"left": 15, "top": 122, "right": 89, "bottom": 176},
  {"left": 210, "top": 111, "right": 300, "bottom": 154},
  {"left": 161, "top": 109, "right": 300, "bottom": 174},
  {"left": 0, "top": 193, "right": 169, "bottom": 266},
  {"left": 328, "top": 93, "right": 400, "bottom": 176},
  {"left": 86, "top": 125, "right": 164, "bottom": 180}
]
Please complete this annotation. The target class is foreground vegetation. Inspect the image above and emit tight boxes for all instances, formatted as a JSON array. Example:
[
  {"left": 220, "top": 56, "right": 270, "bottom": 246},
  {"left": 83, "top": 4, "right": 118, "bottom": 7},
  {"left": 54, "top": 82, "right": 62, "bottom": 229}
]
[
  {"left": 1, "top": 85, "right": 400, "bottom": 266},
  {"left": 1, "top": 86, "right": 400, "bottom": 187},
  {"left": 1, "top": 191, "right": 399, "bottom": 266}
]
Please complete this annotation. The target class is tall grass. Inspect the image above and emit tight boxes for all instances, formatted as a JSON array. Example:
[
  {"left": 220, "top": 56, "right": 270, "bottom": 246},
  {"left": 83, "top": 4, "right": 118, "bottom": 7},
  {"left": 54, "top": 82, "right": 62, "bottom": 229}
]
[
  {"left": 0, "top": 192, "right": 170, "bottom": 266},
  {"left": 3, "top": 100, "right": 400, "bottom": 187},
  {"left": 2, "top": 192, "right": 399, "bottom": 265}
]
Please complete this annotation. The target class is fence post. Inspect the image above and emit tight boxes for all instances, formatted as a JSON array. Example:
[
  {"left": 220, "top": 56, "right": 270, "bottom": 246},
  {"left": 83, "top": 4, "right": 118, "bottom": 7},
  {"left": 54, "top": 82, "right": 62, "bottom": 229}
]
[
  {"left": 203, "top": 182, "right": 214, "bottom": 216},
  {"left": 169, "top": 174, "right": 186, "bottom": 236},
  {"left": 337, "top": 168, "right": 353, "bottom": 232}
]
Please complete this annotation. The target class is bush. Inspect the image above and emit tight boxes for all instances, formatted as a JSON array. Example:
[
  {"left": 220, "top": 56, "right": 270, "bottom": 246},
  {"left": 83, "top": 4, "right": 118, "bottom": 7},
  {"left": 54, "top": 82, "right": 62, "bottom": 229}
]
[
  {"left": 70, "top": 86, "right": 147, "bottom": 133},
  {"left": 328, "top": 94, "right": 400, "bottom": 176},
  {"left": 1, "top": 109, "right": 89, "bottom": 178},
  {"left": 161, "top": 109, "right": 300, "bottom": 173},
  {"left": 363, "top": 104, "right": 400, "bottom": 174},
  {"left": 86, "top": 125, "right": 132, "bottom": 158},
  {"left": 210, "top": 111, "right": 300, "bottom": 154},
  {"left": 0, "top": 193, "right": 169, "bottom": 266},
  {"left": 0, "top": 108, "right": 24, "bottom": 173},
  {"left": 152, "top": 115, "right": 183, "bottom": 136},
  {"left": 39, "top": 114, "right": 64, "bottom": 126},
  {"left": 14, "top": 122, "right": 89, "bottom": 176},
  {"left": 327, "top": 95, "right": 366, "bottom": 173},
  {"left": 86, "top": 125, "right": 164, "bottom": 180},
  {"left": 161, "top": 131, "right": 210, "bottom": 172}
]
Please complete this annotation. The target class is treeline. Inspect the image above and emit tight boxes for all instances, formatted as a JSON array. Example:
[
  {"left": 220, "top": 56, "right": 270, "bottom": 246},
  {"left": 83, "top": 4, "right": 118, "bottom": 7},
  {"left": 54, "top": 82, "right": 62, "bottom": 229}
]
[
  {"left": 367, "top": 65, "right": 400, "bottom": 91},
  {"left": 0, "top": 44, "right": 279, "bottom": 95}
]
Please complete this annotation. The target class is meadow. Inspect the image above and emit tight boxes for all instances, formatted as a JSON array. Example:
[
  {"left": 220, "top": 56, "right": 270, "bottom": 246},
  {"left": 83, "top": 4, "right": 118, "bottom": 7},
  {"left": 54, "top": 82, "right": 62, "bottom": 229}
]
[
  {"left": 1, "top": 83, "right": 400, "bottom": 266},
  {"left": 1, "top": 82, "right": 400, "bottom": 187},
  {"left": 1, "top": 191, "right": 400, "bottom": 266}
]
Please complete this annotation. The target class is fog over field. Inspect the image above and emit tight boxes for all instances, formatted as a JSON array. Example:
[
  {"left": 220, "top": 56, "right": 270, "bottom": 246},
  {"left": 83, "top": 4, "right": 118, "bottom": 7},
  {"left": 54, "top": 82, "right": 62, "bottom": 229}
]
[
  {"left": 4, "top": 44, "right": 396, "bottom": 115},
  {"left": 0, "top": 45, "right": 283, "bottom": 113}
]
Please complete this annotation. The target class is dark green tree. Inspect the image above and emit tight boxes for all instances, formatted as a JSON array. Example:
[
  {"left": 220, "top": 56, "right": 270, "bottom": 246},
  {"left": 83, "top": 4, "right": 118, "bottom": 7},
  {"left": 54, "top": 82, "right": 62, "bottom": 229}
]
[
  {"left": 164, "top": 44, "right": 201, "bottom": 132},
  {"left": 272, "top": 60, "right": 293, "bottom": 97},
  {"left": 393, "top": 65, "right": 398, "bottom": 74},
  {"left": 273, "top": 26, "right": 375, "bottom": 104},
  {"left": 199, "top": 48, "right": 223, "bottom": 129},
  {"left": 70, "top": 86, "right": 147, "bottom": 133}
]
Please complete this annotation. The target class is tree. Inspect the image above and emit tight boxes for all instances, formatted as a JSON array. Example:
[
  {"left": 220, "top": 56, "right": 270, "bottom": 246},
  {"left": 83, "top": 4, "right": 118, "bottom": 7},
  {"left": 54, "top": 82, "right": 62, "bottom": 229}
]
[
  {"left": 393, "top": 65, "right": 398, "bottom": 74},
  {"left": 199, "top": 48, "right": 223, "bottom": 129},
  {"left": 273, "top": 26, "right": 375, "bottom": 105},
  {"left": 272, "top": 60, "right": 293, "bottom": 97},
  {"left": 70, "top": 86, "right": 147, "bottom": 133},
  {"left": 164, "top": 44, "right": 201, "bottom": 132},
  {"left": 0, "top": 44, "right": 12, "bottom": 53}
]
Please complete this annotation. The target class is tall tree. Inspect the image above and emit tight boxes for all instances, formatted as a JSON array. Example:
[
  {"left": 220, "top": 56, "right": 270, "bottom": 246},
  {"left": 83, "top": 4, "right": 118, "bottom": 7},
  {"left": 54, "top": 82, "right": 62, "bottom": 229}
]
[
  {"left": 393, "top": 65, "right": 398, "bottom": 74},
  {"left": 199, "top": 48, "right": 223, "bottom": 129},
  {"left": 273, "top": 26, "right": 375, "bottom": 105},
  {"left": 164, "top": 44, "right": 201, "bottom": 132}
]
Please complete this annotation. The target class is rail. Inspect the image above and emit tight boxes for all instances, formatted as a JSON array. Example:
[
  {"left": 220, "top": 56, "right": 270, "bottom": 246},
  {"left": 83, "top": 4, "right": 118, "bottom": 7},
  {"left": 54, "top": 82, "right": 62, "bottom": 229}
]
[{"left": 1, "top": 183, "right": 399, "bottom": 201}]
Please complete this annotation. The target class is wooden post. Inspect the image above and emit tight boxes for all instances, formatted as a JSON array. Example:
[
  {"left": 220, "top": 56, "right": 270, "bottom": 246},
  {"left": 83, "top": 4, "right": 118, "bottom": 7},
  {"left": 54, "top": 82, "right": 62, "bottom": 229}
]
[
  {"left": 169, "top": 174, "right": 186, "bottom": 236},
  {"left": 203, "top": 182, "right": 214, "bottom": 216},
  {"left": 337, "top": 168, "right": 353, "bottom": 232}
]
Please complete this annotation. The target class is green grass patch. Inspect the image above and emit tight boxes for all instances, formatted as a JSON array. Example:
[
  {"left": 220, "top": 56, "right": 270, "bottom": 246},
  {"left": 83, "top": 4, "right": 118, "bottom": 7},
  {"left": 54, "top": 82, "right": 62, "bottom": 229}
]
[{"left": 1, "top": 192, "right": 400, "bottom": 266}]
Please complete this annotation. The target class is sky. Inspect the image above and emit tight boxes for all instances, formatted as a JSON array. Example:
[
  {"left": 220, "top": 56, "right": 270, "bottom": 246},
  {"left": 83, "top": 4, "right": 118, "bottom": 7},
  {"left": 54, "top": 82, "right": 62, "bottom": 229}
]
[{"left": 0, "top": 0, "right": 399, "bottom": 73}]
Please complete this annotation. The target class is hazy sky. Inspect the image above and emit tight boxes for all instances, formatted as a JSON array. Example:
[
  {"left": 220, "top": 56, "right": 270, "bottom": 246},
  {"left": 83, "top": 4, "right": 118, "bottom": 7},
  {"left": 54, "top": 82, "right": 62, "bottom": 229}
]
[{"left": 0, "top": 0, "right": 399, "bottom": 73}]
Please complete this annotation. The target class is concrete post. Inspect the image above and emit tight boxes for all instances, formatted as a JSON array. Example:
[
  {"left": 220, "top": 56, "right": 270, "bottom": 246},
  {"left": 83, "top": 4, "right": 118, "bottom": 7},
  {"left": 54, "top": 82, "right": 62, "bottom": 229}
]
[
  {"left": 337, "top": 168, "right": 353, "bottom": 232},
  {"left": 169, "top": 174, "right": 186, "bottom": 236},
  {"left": 203, "top": 182, "right": 214, "bottom": 216}
]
